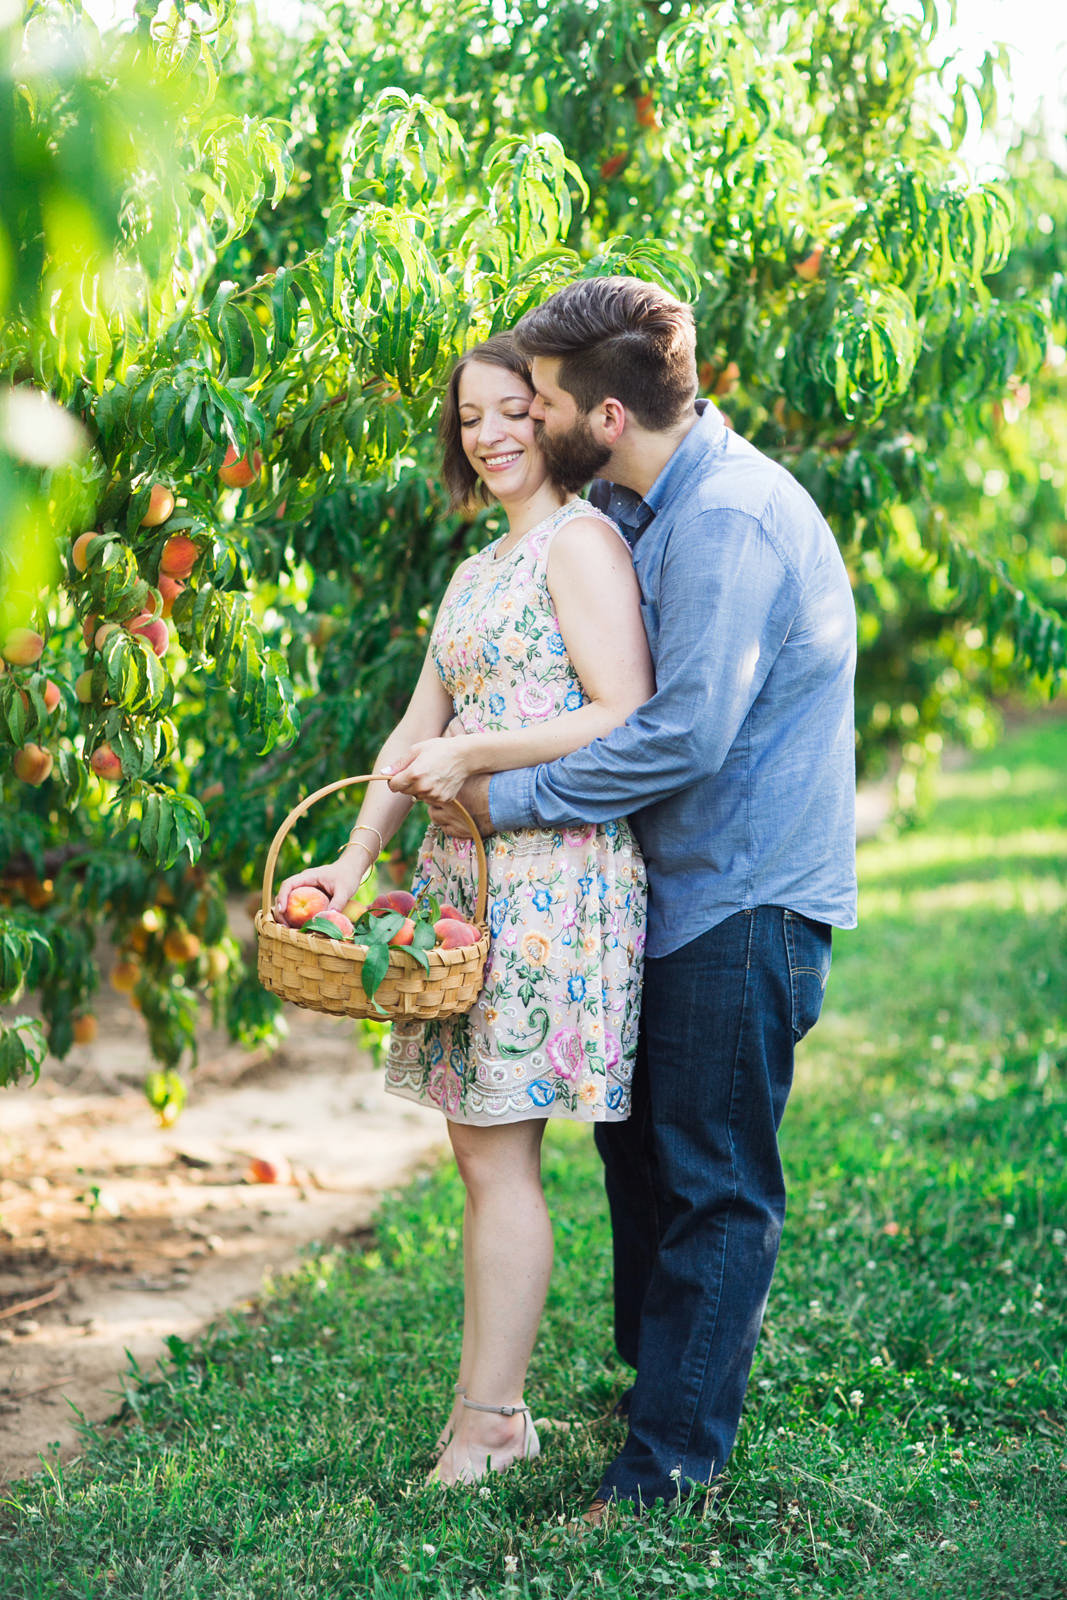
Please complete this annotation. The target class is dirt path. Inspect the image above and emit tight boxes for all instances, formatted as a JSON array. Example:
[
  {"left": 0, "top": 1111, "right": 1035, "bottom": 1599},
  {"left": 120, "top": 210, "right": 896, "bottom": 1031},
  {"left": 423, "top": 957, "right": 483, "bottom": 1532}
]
[{"left": 0, "top": 994, "right": 445, "bottom": 1488}]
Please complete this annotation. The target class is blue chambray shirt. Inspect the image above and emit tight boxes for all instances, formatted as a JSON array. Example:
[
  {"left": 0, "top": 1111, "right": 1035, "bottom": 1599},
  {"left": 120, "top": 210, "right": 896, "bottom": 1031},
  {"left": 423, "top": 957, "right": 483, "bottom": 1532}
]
[{"left": 488, "top": 401, "right": 858, "bottom": 959}]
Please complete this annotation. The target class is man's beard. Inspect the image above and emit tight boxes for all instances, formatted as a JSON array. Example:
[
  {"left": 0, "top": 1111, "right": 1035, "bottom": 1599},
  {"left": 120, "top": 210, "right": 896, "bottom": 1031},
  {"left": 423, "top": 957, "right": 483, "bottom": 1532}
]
[{"left": 535, "top": 415, "right": 612, "bottom": 493}]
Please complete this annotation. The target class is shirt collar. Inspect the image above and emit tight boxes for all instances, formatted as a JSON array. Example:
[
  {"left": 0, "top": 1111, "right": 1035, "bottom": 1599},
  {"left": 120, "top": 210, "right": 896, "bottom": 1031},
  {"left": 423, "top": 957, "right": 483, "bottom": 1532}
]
[{"left": 589, "top": 400, "right": 726, "bottom": 543}]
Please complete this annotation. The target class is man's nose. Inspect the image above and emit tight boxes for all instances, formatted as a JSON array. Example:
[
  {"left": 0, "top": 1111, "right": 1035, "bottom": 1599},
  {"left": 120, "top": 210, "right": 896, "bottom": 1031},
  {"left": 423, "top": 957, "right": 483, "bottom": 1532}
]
[{"left": 529, "top": 396, "right": 545, "bottom": 421}]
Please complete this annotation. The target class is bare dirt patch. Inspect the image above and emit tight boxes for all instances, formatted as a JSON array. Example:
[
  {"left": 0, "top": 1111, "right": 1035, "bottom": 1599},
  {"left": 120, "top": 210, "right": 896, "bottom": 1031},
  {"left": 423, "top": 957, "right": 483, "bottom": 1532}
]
[{"left": 0, "top": 987, "right": 445, "bottom": 1489}]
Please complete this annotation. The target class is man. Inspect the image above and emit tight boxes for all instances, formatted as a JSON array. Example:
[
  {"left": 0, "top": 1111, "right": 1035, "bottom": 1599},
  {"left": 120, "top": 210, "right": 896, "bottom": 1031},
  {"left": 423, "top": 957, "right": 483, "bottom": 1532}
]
[{"left": 421, "top": 276, "right": 857, "bottom": 1513}]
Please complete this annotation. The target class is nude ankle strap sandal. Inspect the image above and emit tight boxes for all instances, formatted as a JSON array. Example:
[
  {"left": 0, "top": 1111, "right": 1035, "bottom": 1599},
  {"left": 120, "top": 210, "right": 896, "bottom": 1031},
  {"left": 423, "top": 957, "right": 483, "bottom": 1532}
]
[{"left": 461, "top": 1397, "right": 541, "bottom": 1463}]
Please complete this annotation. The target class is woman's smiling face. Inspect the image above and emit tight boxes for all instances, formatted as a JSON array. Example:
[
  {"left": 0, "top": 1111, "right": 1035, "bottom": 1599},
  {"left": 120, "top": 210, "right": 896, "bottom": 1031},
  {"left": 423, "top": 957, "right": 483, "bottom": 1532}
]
[{"left": 457, "top": 360, "right": 550, "bottom": 503}]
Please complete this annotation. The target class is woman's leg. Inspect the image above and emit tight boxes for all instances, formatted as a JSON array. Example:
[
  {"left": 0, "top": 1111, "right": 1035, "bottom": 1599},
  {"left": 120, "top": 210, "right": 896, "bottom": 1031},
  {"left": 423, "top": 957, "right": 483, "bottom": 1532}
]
[
  {"left": 432, "top": 1116, "right": 552, "bottom": 1484},
  {"left": 435, "top": 1194, "right": 474, "bottom": 1452}
]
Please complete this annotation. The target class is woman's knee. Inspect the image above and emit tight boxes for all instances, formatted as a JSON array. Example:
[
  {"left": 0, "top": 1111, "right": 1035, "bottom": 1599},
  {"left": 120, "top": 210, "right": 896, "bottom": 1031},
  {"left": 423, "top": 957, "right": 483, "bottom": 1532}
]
[{"left": 449, "top": 1121, "right": 544, "bottom": 1197}]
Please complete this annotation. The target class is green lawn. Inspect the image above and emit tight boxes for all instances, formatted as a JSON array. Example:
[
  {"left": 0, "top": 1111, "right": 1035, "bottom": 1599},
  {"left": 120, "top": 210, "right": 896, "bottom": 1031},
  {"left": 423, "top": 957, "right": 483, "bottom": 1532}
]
[{"left": 2, "top": 716, "right": 1065, "bottom": 1599}]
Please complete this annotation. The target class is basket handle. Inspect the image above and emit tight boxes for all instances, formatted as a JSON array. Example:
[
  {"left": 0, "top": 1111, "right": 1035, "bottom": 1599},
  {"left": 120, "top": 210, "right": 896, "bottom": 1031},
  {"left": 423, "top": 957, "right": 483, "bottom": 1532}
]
[{"left": 259, "top": 774, "right": 489, "bottom": 926}]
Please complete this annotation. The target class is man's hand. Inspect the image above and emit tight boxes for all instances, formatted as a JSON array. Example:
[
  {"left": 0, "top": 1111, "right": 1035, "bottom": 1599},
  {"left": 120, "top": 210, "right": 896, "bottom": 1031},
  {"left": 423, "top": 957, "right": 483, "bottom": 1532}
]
[{"left": 427, "top": 773, "right": 493, "bottom": 838}]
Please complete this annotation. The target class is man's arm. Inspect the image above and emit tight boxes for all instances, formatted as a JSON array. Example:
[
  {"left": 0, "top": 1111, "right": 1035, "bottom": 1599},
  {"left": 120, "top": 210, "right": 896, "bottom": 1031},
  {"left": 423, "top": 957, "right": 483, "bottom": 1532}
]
[{"left": 486, "top": 509, "right": 800, "bottom": 831}]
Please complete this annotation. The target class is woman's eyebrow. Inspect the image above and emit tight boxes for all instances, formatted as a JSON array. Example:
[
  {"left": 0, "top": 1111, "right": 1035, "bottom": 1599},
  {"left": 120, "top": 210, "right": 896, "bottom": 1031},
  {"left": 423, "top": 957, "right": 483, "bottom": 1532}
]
[{"left": 459, "top": 395, "right": 531, "bottom": 412}]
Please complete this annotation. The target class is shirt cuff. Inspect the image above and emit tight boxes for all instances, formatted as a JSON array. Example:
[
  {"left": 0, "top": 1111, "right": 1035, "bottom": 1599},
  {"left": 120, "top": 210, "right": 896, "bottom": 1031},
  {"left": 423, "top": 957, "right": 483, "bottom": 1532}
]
[{"left": 488, "top": 768, "right": 539, "bottom": 831}]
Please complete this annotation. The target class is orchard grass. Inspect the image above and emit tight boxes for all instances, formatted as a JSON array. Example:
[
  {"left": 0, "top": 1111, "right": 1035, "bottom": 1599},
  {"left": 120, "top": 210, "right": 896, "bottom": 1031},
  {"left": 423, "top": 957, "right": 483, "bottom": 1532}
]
[{"left": 2, "top": 717, "right": 1065, "bottom": 1599}]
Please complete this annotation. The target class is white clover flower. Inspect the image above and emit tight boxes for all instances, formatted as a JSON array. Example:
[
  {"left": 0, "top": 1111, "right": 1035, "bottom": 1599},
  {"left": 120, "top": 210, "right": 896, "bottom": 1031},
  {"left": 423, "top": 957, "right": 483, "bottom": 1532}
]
[
  {"left": 422, "top": 1544, "right": 437, "bottom": 1556},
  {"left": 1003, "top": 1213, "right": 1016, "bottom": 1229},
  {"left": 870, "top": 1356, "right": 884, "bottom": 1368},
  {"left": 271, "top": 1353, "right": 284, "bottom": 1364},
  {"left": 849, "top": 1390, "right": 864, "bottom": 1407},
  {"left": 503, "top": 1555, "right": 518, "bottom": 1574},
  {"left": 1051, "top": 1228, "right": 1066, "bottom": 1247}
]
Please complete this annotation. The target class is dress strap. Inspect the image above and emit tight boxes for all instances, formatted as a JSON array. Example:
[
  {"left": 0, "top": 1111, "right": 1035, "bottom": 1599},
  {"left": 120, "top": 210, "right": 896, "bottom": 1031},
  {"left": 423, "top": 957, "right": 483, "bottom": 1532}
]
[{"left": 528, "top": 498, "right": 631, "bottom": 569}]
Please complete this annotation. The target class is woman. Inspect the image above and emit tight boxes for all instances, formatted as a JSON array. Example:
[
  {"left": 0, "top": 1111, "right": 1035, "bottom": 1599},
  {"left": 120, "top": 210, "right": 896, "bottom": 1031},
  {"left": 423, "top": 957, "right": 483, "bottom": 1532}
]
[{"left": 275, "top": 333, "right": 653, "bottom": 1485}]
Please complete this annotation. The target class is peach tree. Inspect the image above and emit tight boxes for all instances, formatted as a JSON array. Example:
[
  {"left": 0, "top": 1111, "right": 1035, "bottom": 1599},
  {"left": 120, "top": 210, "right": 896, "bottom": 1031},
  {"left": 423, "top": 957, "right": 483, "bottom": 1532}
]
[
  {"left": 0, "top": 0, "right": 686, "bottom": 1094},
  {"left": 2, "top": 0, "right": 1064, "bottom": 1098}
]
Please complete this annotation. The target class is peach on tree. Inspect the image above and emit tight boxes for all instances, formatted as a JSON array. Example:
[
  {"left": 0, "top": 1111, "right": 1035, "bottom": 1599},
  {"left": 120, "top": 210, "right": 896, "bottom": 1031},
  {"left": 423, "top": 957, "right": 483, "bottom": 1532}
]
[
  {"left": 219, "top": 443, "right": 263, "bottom": 488},
  {"left": 2, "top": 629, "right": 44, "bottom": 666},
  {"left": 140, "top": 484, "right": 175, "bottom": 527},
  {"left": 13, "top": 743, "right": 53, "bottom": 785}
]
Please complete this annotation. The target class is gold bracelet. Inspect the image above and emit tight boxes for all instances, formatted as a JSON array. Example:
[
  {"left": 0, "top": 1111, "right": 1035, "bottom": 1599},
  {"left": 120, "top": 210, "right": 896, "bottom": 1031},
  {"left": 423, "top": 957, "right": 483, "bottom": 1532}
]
[{"left": 338, "top": 822, "right": 384, "bottom": 859}]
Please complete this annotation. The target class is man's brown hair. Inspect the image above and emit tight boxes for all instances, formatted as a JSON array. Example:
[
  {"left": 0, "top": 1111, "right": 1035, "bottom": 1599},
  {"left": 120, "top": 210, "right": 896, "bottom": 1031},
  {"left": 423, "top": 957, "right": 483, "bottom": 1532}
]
[{"left": 513, "top": 276, "right": 698, "bottom": 430}]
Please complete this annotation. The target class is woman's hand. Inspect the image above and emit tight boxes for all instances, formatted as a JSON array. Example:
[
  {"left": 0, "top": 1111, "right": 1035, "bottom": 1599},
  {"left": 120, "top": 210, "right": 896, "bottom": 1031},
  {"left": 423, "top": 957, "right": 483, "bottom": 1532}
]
[
  {"left": 385, "top": 735, "right": 477, "bottom": 804},
  {"left": 273, "top": 846, "right": 372, "bottom": 921}
]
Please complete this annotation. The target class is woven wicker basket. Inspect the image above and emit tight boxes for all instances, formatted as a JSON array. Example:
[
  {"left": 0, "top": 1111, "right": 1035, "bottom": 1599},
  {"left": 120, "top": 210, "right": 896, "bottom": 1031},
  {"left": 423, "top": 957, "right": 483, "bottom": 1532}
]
[{"left": 255, "top": 774, "right": 490, "bottom": 1020}]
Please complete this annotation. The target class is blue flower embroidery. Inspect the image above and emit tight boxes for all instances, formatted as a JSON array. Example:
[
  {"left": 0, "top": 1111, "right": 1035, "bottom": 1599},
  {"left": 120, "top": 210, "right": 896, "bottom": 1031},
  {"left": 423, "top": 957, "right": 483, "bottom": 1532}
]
[
  {"left": 564, "top": 687, "right": 584, "bottom": 711},
  {"left": 578, "top": 871, "right": 595, "bottom": 895},
  {"left": 531, "top": 888, "right": 552, "bottom": 912},
  {"left": 428, "top": 1037, "right": 445, "bottom": 1066},
  {"left": 606, "top": 1083, "right": 625, "bottom": 1111},
  {"left": 527, "top": 1079, "right": 557, "bottom": 1107},
  {"left": 603, "top": 820, "right": 618, "bottom": 838},
  {"left": 547, "top": 631, "right": 567, "bottom": 656},
  {"left": 490, "top": 898, "right": 507, "bottom": 936},
  {"left": 483, "top": 641, "right": 500, "bottom": 665},
  {"left": 567, "top": 975, "right": 586, "bottom": 1002},
  {"left": 488, "top": 693, "right": 506, "bottom": 717}
]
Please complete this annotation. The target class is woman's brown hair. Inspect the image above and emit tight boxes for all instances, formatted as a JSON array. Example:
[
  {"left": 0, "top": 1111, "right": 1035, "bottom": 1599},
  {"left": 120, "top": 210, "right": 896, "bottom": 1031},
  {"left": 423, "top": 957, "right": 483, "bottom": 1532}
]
[{"left": 439, "top": 333, "right": 540, "bottom": 510}]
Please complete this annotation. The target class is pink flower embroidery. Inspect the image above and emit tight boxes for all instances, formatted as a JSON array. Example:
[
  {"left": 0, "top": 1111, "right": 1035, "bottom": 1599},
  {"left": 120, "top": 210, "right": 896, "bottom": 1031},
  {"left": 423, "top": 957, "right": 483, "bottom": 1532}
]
[
  {"left": 515, "top": 682, "right": 555, "bottom": 719},
  {"left": 443, "top": 1074, "right": 462, "bottom": 1117},
  {"left": 604, "top": 1031, "right": 622, "bottom": 1071},
  {"left": 547, "top": 1028, "right": 584, "bottom": 1080},
  {"left": 562, "top": 825, "right": 595, "bottom": 846}
]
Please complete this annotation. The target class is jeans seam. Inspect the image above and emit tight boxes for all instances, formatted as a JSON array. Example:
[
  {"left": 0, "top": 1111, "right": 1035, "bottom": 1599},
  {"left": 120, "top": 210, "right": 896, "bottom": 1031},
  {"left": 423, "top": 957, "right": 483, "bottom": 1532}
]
[
  {"left": 784, "top": 906, "right": 798, "bottom": 1037},
  {"left": 671, "top": 907, "right": 754, "bottom": 1481}
]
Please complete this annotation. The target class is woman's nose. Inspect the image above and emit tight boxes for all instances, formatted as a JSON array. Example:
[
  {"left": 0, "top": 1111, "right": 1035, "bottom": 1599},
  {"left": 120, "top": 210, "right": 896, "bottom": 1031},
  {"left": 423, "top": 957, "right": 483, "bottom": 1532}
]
[{"left": 476, "top": 411, "right": 506, "bottom": 446}]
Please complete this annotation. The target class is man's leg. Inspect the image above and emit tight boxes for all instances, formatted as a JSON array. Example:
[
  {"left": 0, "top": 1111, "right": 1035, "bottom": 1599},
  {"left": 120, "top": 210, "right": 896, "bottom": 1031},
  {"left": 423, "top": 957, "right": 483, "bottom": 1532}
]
[
  {"left": 594, "top": 1022, "right": 660, "bottom": 1371},
  {"left": 597, "top": 907, "right": 831, "bottom": 1507}
]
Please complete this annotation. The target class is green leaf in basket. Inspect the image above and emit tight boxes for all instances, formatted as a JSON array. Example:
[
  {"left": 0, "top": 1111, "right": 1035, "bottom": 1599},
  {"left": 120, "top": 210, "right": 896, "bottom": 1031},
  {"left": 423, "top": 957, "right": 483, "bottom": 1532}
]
[
  {"left": 410, "top": 920, "right": 437, "bottom": 952},
  {"left": 303, "top": 915, "right": 348, "bottom": 940},
  {"left": 360, "top": 939, "right": 392, "bottom": 1002},
  {"left": 420, "top": 892, "right": 441, "bottom": 923},
  {"left": 398, "top": 945, "right": 432, "bottom": 975},
  {"left": 366, "top": 910, "right": 405, "bottom": 942}
]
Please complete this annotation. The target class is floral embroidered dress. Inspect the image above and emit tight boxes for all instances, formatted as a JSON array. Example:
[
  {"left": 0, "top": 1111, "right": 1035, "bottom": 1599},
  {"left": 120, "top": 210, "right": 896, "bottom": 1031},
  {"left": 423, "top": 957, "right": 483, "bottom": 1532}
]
[{"left": 384, "top": 498, "right": 647, "bottom": 1126}]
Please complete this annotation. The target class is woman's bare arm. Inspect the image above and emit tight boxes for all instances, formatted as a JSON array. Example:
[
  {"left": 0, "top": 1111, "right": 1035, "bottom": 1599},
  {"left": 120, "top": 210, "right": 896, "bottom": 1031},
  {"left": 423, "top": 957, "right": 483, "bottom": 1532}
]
[
  {"left": 273, "top": 602, "right": 458, "bottom": 915},
  {"left": 386, "top": 518, "right": 654, "bottom": 804}
]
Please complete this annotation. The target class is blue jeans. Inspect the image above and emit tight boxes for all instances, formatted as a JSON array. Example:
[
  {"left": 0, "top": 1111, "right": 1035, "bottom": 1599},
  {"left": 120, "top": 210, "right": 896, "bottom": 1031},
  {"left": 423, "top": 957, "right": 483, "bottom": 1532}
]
[{"left": 594, "top": 906, "right": 832, "bottom": 1506}]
